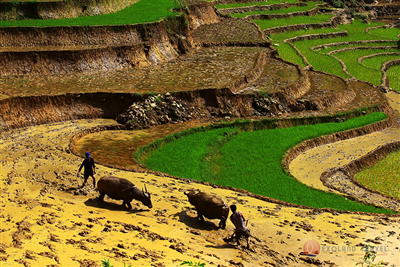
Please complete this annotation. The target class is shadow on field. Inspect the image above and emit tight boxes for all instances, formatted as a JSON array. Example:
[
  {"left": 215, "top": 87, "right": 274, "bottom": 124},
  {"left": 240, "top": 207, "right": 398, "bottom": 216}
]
[
  {"left": 176, "top": 210, "right": 220, "bottom": 230},
  {"left": 84, "top": 198, "right": 150, "bottom": 213}
]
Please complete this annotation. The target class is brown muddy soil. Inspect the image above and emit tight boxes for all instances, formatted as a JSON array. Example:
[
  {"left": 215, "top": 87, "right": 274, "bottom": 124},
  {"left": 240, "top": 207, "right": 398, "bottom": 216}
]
[
  {"left": 2, "top": 119, "right": 400, "bottom": 267},
  {"left": 0, "top": 47, "right": 265, "bottom": 97}
]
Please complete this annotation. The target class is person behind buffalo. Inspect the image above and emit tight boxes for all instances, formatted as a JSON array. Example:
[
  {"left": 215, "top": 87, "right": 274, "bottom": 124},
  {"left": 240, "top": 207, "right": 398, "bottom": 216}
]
[
  {"left": 229, "top": 204, "right": 250, "bottom": 248},
  {"left": 77, "top": 152, "right": 96, "bottom": 189}
]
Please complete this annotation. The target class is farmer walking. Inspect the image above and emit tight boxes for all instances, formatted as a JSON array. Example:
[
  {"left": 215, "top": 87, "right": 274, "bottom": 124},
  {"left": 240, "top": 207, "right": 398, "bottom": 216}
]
[{"left": 77, "top": 152, "right": 96, "bottom": 189}]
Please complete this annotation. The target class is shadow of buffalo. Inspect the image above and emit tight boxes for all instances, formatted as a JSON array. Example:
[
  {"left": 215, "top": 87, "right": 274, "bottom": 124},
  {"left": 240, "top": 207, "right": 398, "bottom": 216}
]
[
  {"left": 176, "top": 210, "right": 221, "bottom": 231},
  {"left": 84, "top": 198, "right": 150, "bottom": 213}
]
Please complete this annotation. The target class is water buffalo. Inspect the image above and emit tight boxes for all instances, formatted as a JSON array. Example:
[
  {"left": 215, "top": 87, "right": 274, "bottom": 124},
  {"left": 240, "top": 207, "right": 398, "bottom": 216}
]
[
  {"left": 97, "top": 176, "right": 152, "bottom": 209},
  {"left": 184, "top": 191, "right": 229, "bottom": 229}
]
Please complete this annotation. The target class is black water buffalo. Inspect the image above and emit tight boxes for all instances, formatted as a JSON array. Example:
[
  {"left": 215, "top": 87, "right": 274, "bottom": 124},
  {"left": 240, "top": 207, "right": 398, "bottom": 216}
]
[
  {"left": 97, "top": 176, "right": 152, "bottom": 209},
  {"left": 184, "top": 191, "right": 229, "bottom": 229}
]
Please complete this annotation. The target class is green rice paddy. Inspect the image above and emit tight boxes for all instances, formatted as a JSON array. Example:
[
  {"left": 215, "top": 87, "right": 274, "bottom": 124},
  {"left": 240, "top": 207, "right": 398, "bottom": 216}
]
[
  {"left": 355, "top": 150, "right": 400, "bottom": 200},
  {"left": 138, "top": 113, "right": 394, "bottom": 213},
  {"left": 230, "top": 2, "right": 323, "bottom": 18},
  {"left": 0, "top": 0, "right": 180, "bottom": 27}
]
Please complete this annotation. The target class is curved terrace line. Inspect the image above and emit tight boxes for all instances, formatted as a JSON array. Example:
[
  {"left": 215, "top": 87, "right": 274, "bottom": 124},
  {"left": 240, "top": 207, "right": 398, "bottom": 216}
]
[
  {"left": 311, "top": 40, "right": 397, "bottom": 51},
  {"left": 358, "top": 52, "right": 400, "bottom": 66},
  {"left": 216, "top": 2, "right": 307, "bottom": 14},
  {"left": 242, "top": 7, "right": 320, "bottom": 21},
  {"left": 283, "top": 30, "right": 348, "bottom": 43},
  {"left": 326, "top": 45, "right": 399, "bottom": 55},
  {"left": 263, "top": 15, "right": 341, "bottom": 35},
  {"left": 381, "top": 58, "right": 400, "bottom": 89}
]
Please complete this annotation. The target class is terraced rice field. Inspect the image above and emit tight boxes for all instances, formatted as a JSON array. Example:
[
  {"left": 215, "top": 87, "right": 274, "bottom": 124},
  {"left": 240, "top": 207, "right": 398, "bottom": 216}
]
[{"left": 1, "top": 0, "right": 400, "bottom": 266}]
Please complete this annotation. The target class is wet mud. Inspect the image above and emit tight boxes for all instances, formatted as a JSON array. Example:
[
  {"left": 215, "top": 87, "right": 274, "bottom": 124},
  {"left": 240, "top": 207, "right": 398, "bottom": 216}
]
[{"left": 1, "top": 119, "right": 400, "bottom": 267}]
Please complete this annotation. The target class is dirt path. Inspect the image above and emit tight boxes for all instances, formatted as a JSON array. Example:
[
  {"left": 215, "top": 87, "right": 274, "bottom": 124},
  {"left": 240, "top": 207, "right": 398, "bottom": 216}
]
[{"left": 1, "top": 117, "right": 400, "bottom": 266}]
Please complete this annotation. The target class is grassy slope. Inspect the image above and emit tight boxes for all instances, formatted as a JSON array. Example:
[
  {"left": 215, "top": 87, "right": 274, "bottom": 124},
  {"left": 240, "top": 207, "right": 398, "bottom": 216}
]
[
  {"left": 143, "top": 113, "right": 394, "bottom": 213},
  {"left": 0, "top": 0, "right": 180, "bottom": 27},
  {"left": 355, "top": 151, "right": 400, "bottom": 199}
]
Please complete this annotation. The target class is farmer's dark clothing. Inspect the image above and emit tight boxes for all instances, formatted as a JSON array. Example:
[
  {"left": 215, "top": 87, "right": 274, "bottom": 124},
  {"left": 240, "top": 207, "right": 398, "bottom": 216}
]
[
  {"left": 78, "top": 157, "right": 96, "bottom": 188},
  {"left": 79, "top": 158, "right": 96, "bottom": 177}
]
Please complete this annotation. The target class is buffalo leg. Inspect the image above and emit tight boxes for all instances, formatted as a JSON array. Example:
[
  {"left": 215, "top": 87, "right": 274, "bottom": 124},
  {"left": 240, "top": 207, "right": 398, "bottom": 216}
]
[
  {"left": 219, "top": 217, "right": 227, "bottom": 229},
  {"left": 98, "top": 192, "right": 105, "bottom": 201},
  {"left": 197, "top": 212, "right": 205, "bottom": 222},
  {"left": 123, "top": 200, "right": 132, "bottom": 209}
]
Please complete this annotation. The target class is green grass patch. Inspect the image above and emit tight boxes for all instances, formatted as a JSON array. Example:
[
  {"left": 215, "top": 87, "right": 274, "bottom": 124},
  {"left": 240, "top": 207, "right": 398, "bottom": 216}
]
[
  {"left": 139, "top": 112, "right": 394, "bottom": 214},
  {"left": 387, "top": 64, "right": 400, "bottom": 92},
  {"left": 314, "top": 41, "right": 398, "bottom": 54},
  {"left": 355, "top": 150, "right": 400, "bottom": 200},
  {"left": 230, "top": 2, "right": 322, "bottom": 18},
  {"left": 361, "top": 53, "right": 400, "bottom": 69},
  {"left": 215, "top": 0, "right": 298, "bottom": 9},
  {"left": 334, "top": 48, "right": 400, "bottom": 85},
  {"left": 253, "top": 14, "right": 333, "bottom": 29},
  {"left": 368, "top": 26, "right": 400, "bottom": 40},
  {"left": 270, "top": 27, "right": 342, "bottom": 42},
  {"left": 289, "top": 20, "right": 387, "bottom": 78},
  {"left": 0, "top": 0, "right": 180, "bottom": 27},
  {"left": 274, "top": 42, "right": 306, "bottom": 66}
]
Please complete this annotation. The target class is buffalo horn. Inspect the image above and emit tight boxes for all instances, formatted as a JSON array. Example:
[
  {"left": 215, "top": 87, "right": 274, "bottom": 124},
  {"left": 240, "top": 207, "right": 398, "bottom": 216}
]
[{"left": 145, "top": 185, "right": 148, "bottom": 194}]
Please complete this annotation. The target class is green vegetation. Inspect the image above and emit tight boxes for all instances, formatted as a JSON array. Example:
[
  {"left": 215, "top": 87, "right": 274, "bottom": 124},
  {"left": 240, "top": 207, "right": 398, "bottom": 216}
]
[
  {"left": 139, "top": 112, "right": 394, "bottom": 213},
  {"left": 367, "top": 26, "right": 400, "bottom": 40},
  {"left": 230, "top": 1, "right": 323, "bottom": 18},
  {"left": 356, "top": 245, "right": 387, "bottom": 267},
  {"left": 313, "top": 41, "right": 398, "bottom": 54},
  {"left": 334, "top": 48, "right": 400, "bottom": 85},
  {"left": 354, "top": 150, "right": 400, "bottom": 200},
  {"left": 274, "top": 42, "right": 306, "bottom": 66},
  {"left": 0, "top": 0, "right": 180, "bottom": 27},
  {"left": 180, "top": 261, "right": 206, "bottom": 267},
  {"left": 282, "top": 20, "right": 395, "bottom": 79},
  {"left": 361, "top": 53, "right": 400, "bottom": 69},
  {"left": 253, "top": 13, "right": 333, "bottom": 29},
  {"left": 215, "top": 0, "right": 298, "bottom": 9},
  {"left": 270, "top": 27, "right": 343, "bottom": 42},
  {"left": 101, "top": 258, "right": 132, "bottom": 267},
  {"left": 387, "top": 64, "right": 400, "bottom": 92}
]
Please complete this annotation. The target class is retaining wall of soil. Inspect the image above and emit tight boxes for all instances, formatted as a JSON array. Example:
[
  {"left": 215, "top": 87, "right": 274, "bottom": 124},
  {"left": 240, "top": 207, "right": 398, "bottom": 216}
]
[
  {"left": 308, "top": 82, "right": 356, "bottom": 110},
  {"left": 0, "top": 0, "right": 136, "bottom": 20},
  {"left": 0, "top": 17, "right": 193, "bottom": 76},
  {"left": 283, "top": 101, "right": 394, "bottom": 168},
  {"left": 320, "top": 141, "right": 400, "bottom": 211},
  {"left": 381, "top": 58, "right": 400, "bottom": 89},
  {"left": 264, "top": 15, "right": 343, "bottom": 35},
  {"left": 217, "top": 2, "right": 307, "bottom": 15},
  {"left": 312, "top": 40, "right": 397, "bottom": 51},
  {"left": 187, "top": 2, "right": 222, "bottom": 30},
  {"left": 284, "top": 31, "right": 348, "bottom": 43},
  {"left": 243, "top": 7, "right": 319, "bottom": 21}
]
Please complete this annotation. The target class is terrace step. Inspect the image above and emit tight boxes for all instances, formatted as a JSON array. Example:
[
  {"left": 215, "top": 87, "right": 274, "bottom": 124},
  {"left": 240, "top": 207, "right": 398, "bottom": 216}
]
[
  {"left": 0, "top": 0, "right": 136, "bottom": 20},
  {"left": 264, "top": 15, "right": 343, "bottom": 35},
  {"left": 217, "top": 2, "right": 307, "bottom": 15},
  {"left": 293, "top": 71, "right": 354, "bottom": 111}
]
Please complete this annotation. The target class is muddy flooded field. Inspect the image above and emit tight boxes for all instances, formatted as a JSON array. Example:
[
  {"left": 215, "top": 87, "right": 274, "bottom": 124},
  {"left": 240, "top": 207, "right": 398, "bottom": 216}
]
[
  {"left": 0, "top": 47, "right": 267, "bottom": 98},
  {"left": 1, "top": 119, "right": 400, "bottom": 267}
]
